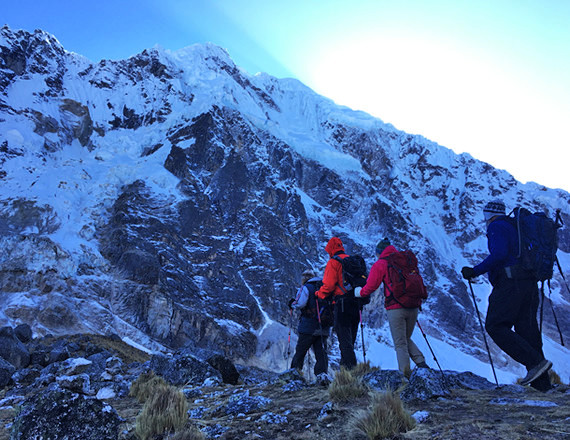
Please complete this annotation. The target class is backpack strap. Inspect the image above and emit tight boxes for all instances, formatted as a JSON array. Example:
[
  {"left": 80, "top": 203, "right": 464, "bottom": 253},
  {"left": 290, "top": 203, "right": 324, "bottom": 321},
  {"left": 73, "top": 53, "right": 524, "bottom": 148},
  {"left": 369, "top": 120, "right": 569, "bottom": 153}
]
[{"left": 332, "top": 254, "right": 349, "bottom": 295}]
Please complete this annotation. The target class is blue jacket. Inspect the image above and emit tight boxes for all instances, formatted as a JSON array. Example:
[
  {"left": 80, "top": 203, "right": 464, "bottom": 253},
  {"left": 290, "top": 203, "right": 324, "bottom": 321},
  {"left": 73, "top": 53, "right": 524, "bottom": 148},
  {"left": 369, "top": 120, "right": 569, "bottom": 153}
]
[{"left": 473, "top": 216, "right": 519, "bottom": 285}]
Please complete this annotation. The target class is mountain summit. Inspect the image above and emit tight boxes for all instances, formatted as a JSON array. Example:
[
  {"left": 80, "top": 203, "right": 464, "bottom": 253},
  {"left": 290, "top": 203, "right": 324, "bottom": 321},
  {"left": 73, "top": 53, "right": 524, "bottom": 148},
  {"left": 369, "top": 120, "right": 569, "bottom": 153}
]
[{"left": 1, "top": 26, "right": 568, "bottom": 381}]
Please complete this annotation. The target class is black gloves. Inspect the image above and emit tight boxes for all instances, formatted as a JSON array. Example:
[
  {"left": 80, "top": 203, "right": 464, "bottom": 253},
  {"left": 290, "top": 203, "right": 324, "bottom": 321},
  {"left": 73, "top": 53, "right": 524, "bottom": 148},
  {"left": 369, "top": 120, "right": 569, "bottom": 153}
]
[
  {"left": 461, "top": 266, "right": 475, "bottom": 280},
  {"left": 287, "top": 298, "right": 296, "bottom": 309}
]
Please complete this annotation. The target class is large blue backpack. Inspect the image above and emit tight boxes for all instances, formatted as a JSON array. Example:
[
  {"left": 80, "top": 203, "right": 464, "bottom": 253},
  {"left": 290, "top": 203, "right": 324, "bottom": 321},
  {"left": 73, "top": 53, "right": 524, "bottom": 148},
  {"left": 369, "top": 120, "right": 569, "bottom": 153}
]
[{"left": 509, "top": 207, "right": 560, "bottom": 282}]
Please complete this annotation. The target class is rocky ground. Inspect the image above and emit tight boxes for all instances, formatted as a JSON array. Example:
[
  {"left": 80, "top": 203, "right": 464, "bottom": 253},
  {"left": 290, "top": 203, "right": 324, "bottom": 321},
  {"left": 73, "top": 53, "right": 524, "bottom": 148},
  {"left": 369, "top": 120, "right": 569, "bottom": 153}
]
[{"left": 0, "top": 331, "right": 568, "bottom": 440}]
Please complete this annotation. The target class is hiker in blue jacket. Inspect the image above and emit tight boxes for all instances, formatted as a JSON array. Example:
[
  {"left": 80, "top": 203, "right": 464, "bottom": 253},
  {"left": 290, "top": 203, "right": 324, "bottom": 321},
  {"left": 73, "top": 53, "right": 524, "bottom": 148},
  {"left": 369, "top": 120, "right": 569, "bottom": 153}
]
[
  {"left": 288, "top": 269, "right": 331, "bottom": 376},
  {"left": 461, "top": 200, "right": 552, "bottom": 391}
]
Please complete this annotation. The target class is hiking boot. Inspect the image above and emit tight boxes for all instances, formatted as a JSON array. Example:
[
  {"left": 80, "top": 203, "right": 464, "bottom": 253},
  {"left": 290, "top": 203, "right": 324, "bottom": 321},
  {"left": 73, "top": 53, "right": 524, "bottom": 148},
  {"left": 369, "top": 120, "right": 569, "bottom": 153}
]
[
  {"left": 520, "top": 359, "right": 553, "bottom": 386},
  {"left": 416, "top": 362, "right": 429, "bottom": 368},
  {"left": 530, "top": 371, "right": 553, "bottom": 392}
]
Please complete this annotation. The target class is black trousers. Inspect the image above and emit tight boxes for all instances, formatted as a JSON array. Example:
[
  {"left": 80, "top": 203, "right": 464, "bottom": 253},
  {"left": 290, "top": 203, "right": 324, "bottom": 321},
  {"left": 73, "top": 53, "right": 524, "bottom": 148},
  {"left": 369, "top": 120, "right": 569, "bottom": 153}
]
[
  {"left": 485, "top": 276, "right": 544, "bottom": 369},
  {"left": 290, "top": 333, "right": 328, "bottom": 375},
  {"left": 334, "top": 299, "right": 361, "bottom": 369}
]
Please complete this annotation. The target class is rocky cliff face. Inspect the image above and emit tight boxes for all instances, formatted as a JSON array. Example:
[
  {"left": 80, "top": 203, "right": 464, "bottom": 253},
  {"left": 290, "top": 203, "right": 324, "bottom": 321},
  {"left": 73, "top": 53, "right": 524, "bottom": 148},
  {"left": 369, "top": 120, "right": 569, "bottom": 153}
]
[{"left": 1, "top": 26, "right": 569, "bottom": 376}]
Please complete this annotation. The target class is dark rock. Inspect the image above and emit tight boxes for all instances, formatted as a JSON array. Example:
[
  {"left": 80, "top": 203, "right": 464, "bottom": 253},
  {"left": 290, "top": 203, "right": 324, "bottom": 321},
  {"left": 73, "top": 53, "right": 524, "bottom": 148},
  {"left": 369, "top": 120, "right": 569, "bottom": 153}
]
[
  {"left": 318, "top": 402, "right": 334, "bottom": 420},
  {"left": 271, "top": 368, "right": 307, "bottom": 392},
  {"left": 259, "top": 412, "right": 288, "bottom": 424},
  {"left": 224, "top": 389, "right": 271, "bottom": 415},
  {"left": 207, "top": 354, "right": 240, "bottom": 385},
  {"left": 14, "top": 324, "right": 33, "bottom": 343},
  {"left": 400, "top": 368, "right": 449, "bottom": 401},
  {"left": 363, "top": 369, "right": 407, "bottom": 392},
  {"left": 444, "top": 370, "right": 497, "bottom": 391},
  {"left": 235, "top": 364, "right": 279, "bottom": 385},
  {"left": 10, "top": 386, "right": 122, "bottom": 440},
  {"left": 271, "top": 368, "right": 306, "bottom": 385},
  {"left": 0, "top": 326, "right": 30, "bottom": 369},
  {"left": 57, "top": 357, "right": 93, "bottom": 376},
  {"left": 0, "top": 357, "right": 16, "bottom": 387},
  {"left": 85, "top": 350, "right": 114, "bottom": 378},
  {"left": 11, "top": 366, "right": 41, "bottom": 387},
  {"left": 314, "top": 372, "right": 333, "bottom": 387},
  {"left": 29, "top": 348, "right": 50, "bottom": 367},
  {"left": 56, "top": 373, "right": 92, "bottom": 394},
  {"left": 400, "top": 368, "right": 497, "bottom": 402},
  {"left": 149, "top": 352, "right": 221, "bottom": 386},
  {"left": 105, "top": 356, "right": 124, "bottom": 375},
  {"left": 49, "top": 347, "right": 70, "bottom": 364}
]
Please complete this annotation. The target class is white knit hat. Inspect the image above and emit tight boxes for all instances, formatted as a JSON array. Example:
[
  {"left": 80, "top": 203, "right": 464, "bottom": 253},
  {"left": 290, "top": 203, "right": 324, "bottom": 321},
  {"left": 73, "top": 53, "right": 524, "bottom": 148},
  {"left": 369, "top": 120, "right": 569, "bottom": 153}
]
[{"left": 483, "top": 200, "right": 506, "bottom": 221}]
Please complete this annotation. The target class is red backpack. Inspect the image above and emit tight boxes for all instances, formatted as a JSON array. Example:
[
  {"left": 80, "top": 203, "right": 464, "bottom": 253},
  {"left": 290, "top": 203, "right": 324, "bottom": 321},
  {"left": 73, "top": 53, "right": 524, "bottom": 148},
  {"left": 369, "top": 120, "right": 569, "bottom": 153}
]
[{"left": 382, "top": 250, "right": 427, "bottom": 308}]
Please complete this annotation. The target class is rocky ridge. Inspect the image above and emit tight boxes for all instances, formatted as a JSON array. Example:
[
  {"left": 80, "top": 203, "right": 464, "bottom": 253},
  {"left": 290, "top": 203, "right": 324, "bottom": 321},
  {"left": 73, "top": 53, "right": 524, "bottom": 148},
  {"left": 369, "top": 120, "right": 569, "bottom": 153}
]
[{"left": 0, "top": 329, "right": 568, "bottom": 440}]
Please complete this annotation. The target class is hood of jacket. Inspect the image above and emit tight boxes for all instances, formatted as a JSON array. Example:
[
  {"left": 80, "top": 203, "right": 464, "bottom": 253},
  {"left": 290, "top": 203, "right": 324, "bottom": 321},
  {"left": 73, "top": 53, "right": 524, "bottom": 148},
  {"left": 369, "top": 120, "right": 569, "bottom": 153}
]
[
  {"left": 379, "top": 245, "right": 398, "bottom": 258},
  {"left": 325, "top": 237, "right": 345, "bottom": 257}
]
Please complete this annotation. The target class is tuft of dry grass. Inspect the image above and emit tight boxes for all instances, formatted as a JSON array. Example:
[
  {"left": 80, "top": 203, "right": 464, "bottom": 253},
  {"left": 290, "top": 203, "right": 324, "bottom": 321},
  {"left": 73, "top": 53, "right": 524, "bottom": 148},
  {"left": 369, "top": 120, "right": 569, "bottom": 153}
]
[
  {"left": 350, "top": 361, "right": 379, "bottom": 378},
  {"left": 129, "top": 371, "right": 169, "bottom": 403},
  {"left": 549, "top": 369, "right": 563, "bottom": 385},
  {"left": 328, "top": 367, "right": 368, "bottom": 402},
  {"left": 351, "top": 390, "right": 416, "bottom": 440},
  {"left": 168, "top": 425, "right": 206, "bottom": 440},
  {"left": 135, "top": 384, "right": 189, "bottom": 440}
]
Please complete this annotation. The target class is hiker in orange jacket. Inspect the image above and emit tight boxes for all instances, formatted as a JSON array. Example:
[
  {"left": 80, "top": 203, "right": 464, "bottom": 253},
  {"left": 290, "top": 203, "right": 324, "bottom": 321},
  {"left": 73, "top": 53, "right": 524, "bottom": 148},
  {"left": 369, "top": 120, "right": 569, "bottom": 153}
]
[
  {"left": 355, "top": 238, "right": 428, "bottom": 375},
  {"left": 316, "top": 237, "right": 360, "bottom": 369}
]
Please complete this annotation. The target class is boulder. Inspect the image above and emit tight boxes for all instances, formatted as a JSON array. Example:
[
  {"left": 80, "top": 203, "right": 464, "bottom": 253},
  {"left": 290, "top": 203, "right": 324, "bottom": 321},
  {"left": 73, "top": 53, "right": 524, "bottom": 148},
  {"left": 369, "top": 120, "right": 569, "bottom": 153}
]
[
  {"left": 11, "top": 366, "right": 41, "bottom": 387},
  {"left": 363, "top": 369, "right": 407, "bottom": 392},
  {"left": 207, "top": 354, "right": 240, "bottom": 385},
  {"left": 400, "top": 368, "right": 497, "bottom": 402},
  {"left": 10, "top": 386, "right": 122, "bottom": 440},
  {"left": 149, "top": 352, "right": 221, "bottom": 386},
  {"left": 0, "top": 357, "right": 16, "bottom": 387},
  {"left": 224, "top": 389, "right": 271, "bottom": 416},
  {"left": 14, "top": 324, "right": 33, "bottom": 343},
  {"left": 0, "top": 326, "right": 30, "bottom": 369},
  {"left": 57, "top": 357, "right": 93, "bottom": 376},
  {"left": 56, "top": 373, "right": 92, "bottom": 395},
  {"left": 29, "top": 347, "right": 50, "bottom": 367},
  {"left": 400, "top": 368, "right": 450, "bottom": 401}
]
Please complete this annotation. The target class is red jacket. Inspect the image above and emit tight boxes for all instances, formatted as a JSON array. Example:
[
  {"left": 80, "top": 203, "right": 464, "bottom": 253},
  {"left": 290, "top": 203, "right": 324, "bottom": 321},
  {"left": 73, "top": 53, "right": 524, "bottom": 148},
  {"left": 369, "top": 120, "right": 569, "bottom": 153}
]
[
  {"left": 359, "top": 245, "right": 402, "bottom": 310},
  {"left": 316, "top": 237, "right": 347, "bottom": 300}
]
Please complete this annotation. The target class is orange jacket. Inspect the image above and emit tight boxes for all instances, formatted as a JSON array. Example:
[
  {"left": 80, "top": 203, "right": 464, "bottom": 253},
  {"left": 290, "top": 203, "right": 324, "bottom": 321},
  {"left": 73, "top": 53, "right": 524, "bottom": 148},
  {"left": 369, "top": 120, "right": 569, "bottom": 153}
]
[{"left": 316, "top": 237, "right": 347, "bottom": 299}]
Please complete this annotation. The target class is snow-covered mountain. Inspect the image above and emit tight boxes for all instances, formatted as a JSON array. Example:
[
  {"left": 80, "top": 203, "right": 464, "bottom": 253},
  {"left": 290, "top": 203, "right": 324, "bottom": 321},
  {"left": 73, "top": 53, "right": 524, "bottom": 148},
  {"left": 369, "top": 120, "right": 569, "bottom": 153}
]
[{"left": 1, "top": 26, "right": 569, "bottom": 382}]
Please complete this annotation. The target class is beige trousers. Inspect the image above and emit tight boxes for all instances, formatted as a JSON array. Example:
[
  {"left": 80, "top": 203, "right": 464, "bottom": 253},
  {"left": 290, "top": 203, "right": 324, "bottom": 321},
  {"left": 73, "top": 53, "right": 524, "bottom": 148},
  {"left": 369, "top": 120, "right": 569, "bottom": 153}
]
[{"left": 386, "top": 307, "right": 425, "bottom": 373}]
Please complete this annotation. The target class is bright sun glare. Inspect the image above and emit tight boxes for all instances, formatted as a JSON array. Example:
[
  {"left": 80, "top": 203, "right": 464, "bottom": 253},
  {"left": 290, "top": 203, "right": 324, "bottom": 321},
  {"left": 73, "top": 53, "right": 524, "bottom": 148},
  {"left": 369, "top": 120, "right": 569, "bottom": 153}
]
[{"left": 303, "top": 33, "right": 569, "bottom": 188}]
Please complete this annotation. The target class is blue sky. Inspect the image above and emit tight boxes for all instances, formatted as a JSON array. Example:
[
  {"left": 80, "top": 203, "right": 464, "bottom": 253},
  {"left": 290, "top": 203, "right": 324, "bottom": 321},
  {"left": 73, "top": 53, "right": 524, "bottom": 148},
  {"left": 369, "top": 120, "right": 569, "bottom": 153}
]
[{"left": 3, "top": 0, "right": 569, "bottom": 190}]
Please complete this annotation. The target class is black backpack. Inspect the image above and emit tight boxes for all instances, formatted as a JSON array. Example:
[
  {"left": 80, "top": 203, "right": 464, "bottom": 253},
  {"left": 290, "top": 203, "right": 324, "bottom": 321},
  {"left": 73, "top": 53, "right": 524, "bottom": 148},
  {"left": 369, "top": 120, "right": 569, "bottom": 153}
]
[
  {"left": 333, "top": 254, "right": 368, "bottom": 294},
  {"left": 301, "top": 279, "right": 334, "bottom": 327},
  {"left": 508, "top": 207, "right": 561, "bottom": 282},
  {"left": 507, "top": 207, "right": 565, "bottom": 346}
]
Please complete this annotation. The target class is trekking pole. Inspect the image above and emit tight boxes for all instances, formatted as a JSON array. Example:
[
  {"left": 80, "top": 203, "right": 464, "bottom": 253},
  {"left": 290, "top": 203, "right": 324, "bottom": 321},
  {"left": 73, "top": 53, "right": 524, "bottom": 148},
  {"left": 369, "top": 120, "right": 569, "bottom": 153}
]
[
  {"left": 554, "top": 211, "right": 570, "bottom": 295},
  {"left": 468, "top": 280, "right": 499, "bottom": 387},
  {"left": 416, "top": 320, "right": 446, "bottom": 386},
  {"left": 555, "top": 256, "right": 570, "bottom": 295},
  {"left": 285, "top": 308, "right": 293, "bottom": 367},
  {"left": 316, "top": 299, "right": 327, "bottom": 355},
  {"left": 539, "top": 282, "right": 545, "bottom": 334},
  {"left": 546, "top": 281, "right": 565, "bottom": 346},
  {"left": 359, "top": 308, "right": 367, "bottom": 364}
]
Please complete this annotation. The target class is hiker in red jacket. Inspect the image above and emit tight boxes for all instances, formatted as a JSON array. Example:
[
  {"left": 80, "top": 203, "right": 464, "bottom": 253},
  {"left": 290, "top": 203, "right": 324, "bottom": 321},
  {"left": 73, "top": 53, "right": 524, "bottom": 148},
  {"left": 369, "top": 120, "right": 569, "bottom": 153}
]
[
  {"left": 316, "top": 237, "right": 360, "bottom": 369},
  {"left": 355, "top": 238, "right": 428, "bottom": 375}
]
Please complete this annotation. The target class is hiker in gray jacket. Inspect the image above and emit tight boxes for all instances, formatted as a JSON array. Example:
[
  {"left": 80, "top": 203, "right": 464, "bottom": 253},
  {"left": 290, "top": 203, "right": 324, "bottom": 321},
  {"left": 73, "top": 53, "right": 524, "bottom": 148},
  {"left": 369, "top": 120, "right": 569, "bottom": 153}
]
[{"left": 288, "top": 269, "right": 331, "bottom": 376}]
